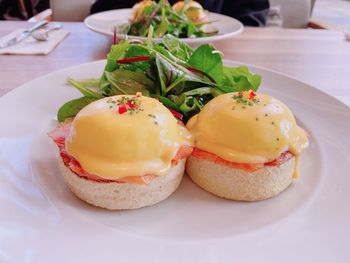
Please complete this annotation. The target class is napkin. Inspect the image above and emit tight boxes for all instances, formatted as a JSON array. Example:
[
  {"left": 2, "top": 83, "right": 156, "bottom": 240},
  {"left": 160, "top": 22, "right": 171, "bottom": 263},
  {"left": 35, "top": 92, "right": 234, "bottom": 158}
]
[{"left": 0, "top": 28, "right": 69, "bottom": 55}]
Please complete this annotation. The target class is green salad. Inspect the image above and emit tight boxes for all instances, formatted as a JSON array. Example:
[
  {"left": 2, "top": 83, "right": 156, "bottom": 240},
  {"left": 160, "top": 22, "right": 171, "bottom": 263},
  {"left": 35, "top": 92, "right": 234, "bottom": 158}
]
[
  {"left": 117, "top": 0, "right": 217, "bottom": 38},
  {"left": 58, "top": 30, "right": 261, "bottom": 123}
]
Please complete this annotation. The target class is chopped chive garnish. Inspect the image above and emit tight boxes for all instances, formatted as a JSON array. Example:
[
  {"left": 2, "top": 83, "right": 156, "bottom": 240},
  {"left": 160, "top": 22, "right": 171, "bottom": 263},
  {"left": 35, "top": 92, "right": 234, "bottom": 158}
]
[
  {"left": 232, "top": 91, "right": 259, "bottom": 108},
  {"left": 107, "top": 94, "right": 144, "bottom": 115}
]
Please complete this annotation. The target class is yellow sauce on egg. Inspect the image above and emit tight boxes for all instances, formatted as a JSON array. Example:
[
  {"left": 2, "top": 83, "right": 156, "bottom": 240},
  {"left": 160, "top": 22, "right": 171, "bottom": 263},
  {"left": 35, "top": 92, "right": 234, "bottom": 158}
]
[
  {"left": 172, "top": 1, "right": 205, "bottom": 21},
  {"left": 187, "top": 92, "right": 309, "bottom": 173},
  {"left": 65, "top": 95, "right": 192, "bottom": 180}
]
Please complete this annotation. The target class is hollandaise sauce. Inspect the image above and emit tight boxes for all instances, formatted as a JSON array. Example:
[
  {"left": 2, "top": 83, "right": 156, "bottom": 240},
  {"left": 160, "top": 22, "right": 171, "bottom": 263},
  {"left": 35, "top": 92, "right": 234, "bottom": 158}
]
[
  {"left": 187, "top": 91, "right": 309, "bottom": 176},
  {"left": 65, "top": 95, "right": 192, "bottom": 180}
]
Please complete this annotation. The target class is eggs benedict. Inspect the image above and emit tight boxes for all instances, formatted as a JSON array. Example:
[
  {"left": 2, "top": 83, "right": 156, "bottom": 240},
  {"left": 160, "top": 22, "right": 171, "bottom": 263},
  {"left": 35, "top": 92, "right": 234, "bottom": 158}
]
[
  {"left": 131, "top": 0, "right": 156, "bottom": 22},
  {"left": 172, "top": 1, "right": 207, "bottom": 22},
  {"left": 49, "top": 94, "right": 193, "bottom": 209},
  {"left": 186, "top": 91, "right": 309, "bottom": 201}
]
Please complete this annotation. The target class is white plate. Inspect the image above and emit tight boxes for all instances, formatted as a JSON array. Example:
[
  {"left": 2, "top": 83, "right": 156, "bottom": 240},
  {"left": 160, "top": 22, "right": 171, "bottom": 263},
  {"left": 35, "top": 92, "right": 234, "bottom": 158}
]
[
  {"left": 0, "top": 60, "right": 350, "bottom": 263},
  {"left": 84, "top": 9, "right": 243, "bottom": 45}
]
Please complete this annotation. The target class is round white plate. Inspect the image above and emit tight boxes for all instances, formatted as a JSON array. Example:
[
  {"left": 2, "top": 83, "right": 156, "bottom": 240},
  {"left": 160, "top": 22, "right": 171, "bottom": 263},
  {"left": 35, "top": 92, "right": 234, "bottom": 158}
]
[
  {"left": 84, "top": 9, "right": 243, "bottom": 45},
  {"left": 0, "top": 60, "right": 350, "bottom": 262}
]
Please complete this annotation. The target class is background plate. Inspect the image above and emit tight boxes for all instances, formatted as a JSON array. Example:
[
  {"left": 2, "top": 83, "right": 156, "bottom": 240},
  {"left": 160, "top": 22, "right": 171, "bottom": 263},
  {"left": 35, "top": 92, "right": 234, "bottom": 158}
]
[
  {"left": 0, "top": 60, "right": 349, "bottom": 262},
  {"left": 84, "top": 9, "right": 244, "bottom": 45}
]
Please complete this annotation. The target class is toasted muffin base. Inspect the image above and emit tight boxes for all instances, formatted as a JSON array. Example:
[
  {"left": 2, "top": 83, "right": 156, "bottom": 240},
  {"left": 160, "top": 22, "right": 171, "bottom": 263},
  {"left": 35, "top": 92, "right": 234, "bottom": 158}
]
[
  {"left": 59, "top": 158, "right": 186, "bottom": 210},
  {"left": 186, "top": 156, "right": 295, "bottom": 201}
]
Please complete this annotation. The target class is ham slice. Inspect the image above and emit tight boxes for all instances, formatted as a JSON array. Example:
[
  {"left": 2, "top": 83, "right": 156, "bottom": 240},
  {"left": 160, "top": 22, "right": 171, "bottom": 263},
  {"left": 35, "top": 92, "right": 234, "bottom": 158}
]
[{"left": 191, "top": 148, "right": 294, "bottom": 172}]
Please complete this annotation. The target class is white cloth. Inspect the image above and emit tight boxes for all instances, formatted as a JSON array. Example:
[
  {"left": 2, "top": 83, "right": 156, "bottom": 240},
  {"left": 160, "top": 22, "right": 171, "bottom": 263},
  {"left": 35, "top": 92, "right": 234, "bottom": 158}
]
[{"left": 0, "top": 28, "right": 69, "bottom": 55}]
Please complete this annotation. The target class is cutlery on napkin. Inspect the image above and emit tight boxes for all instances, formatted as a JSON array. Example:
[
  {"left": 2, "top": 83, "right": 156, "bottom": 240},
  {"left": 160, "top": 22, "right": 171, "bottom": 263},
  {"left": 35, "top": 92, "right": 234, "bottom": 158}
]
[
  {"left": 0, "top": 22, "right": 70, "bottom": 55},
  {"left": 0, "top": 20, "right": 48, "bottom": 48}
]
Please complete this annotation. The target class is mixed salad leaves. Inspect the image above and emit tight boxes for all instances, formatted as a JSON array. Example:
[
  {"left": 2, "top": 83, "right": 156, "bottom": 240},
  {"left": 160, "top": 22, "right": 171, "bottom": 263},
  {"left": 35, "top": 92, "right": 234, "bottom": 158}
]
[
  {"left": 118, "top": 0, "right": 217, "bottom": 38},
  {"left": 58, "top": 30, "right": 261, "bottom": 123}
]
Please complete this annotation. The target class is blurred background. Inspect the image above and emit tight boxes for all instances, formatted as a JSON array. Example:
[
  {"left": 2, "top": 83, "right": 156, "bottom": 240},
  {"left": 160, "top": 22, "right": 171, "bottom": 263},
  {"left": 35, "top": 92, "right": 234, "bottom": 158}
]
[{"left": 0, "top": 0, "right": 349, "bottom": 30}]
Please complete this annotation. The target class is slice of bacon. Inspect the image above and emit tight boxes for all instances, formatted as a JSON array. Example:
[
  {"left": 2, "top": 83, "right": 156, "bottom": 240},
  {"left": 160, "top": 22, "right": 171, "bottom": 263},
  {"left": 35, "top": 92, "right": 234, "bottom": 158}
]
[
  {"left": 191, "top": 148, "right": 293, "bottom": 172},
  {"left": 48, "top": 122, "right": 192, "bottom": 185}
]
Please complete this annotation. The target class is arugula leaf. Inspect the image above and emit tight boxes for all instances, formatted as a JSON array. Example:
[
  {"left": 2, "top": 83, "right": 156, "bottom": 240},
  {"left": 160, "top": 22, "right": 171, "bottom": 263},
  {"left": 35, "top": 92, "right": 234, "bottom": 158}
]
[
  {"left": 156, "top": 55, "right": 183, "bottom": 95},
  {"left": 222, "top": 66, "right": 262, "bottom": 92},
  {"left": 183, "top": 87, "right": 212, "bottom": 96},
  {"left": 104, "top": 69, "right": 152, "bottom": 95},
  {"left": 155, "top": 54, "right": 205, "bottom": 95},
  {"left": 104, "top": 40, "right": 130, "bottom": 73},
  {"left": 153, "top": 44, "right": 187, "bottom": 65},
  {"left": 125, "top": 45, "right": 150, "bottom": 58},
  {"left": 188, "top": 44, "right": 223, "bottom": 84},
  {"left": 67, "top": 78, "right": 102, "bottom": 98},
  {"left": 120, "top": 45, "right": 151, "bottom": 72},
  {"left": 141, "top": 5, "right": 156, "bottom": 17},
  {"left": 57, "top": 97, "right": 97, "bottom": 122},
  {"left": 100, "top": 40, "right": 131, "bottom": 93},
  {"left": 154, "top": 7, "right": 168, "bottom": 37},
  {"left": 67, "top": 78, "right": 100, "bottom": 87},
  {"left": 161, "top": 34, "right": 193, "bottom": 61},
  {"left": 146, "top": 25, "right": 154, "bottom": 48},
  {"left": 186, "top": 20, "right": 197, "bottom": 37}
]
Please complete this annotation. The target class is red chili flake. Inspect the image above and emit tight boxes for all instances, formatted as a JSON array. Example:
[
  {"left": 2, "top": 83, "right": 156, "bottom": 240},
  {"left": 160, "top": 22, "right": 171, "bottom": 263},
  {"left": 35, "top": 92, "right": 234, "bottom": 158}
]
[
  {"left": 117, "top": 56, "right": 150, "bottom": 64},
  {"left": 249, "top": 91, "right": 256, "bottom": 100},
  {"left": 118, "top": 104, "right": 127, "bottom": 114},
  {"left": 126, "top": 101, "right": 136, "bottom": 108},
  {"left": 168, "top": 108, "right": 183, "bottom": 120}
]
